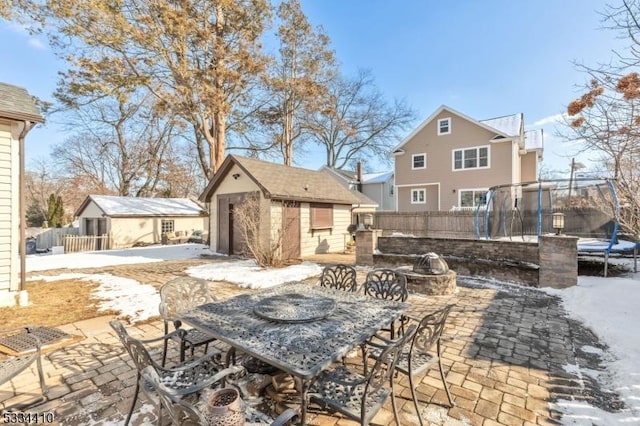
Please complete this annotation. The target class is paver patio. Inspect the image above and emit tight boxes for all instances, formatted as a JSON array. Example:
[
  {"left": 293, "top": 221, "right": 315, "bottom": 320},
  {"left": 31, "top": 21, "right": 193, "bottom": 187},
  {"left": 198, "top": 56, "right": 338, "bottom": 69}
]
[{"left": 0, "top": 258, "right": 621, "bottom": 425}]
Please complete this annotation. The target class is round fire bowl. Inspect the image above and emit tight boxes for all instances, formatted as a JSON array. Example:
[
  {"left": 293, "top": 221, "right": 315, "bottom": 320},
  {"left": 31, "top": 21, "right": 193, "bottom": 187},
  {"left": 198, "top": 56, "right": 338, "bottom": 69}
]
[{"left": 397, "top": 267, "right": 457, "bottom": 296}]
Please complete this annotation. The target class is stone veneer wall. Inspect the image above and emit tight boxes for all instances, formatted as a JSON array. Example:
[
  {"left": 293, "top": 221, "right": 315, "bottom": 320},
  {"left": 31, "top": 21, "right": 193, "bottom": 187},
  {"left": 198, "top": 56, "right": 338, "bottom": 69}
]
[
  {"left": 368, "top": 235, "right": 577, "bottom": 288},
  {"left": 538, "top": 235, "right": 578, "bottom": 289}
]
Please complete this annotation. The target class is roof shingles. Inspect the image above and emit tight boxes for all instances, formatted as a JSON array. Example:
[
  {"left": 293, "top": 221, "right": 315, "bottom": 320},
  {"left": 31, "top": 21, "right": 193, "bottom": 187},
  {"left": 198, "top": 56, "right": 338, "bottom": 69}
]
[{"left": 0, "top": 82, "right": 44, "bottom": 123}]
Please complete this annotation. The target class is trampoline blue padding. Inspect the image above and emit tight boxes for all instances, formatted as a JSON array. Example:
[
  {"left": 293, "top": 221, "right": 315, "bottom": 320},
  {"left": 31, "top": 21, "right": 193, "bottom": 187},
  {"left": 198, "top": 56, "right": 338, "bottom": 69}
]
[{"left": 577, "top": 238, "right": 638, "bottom": 276}]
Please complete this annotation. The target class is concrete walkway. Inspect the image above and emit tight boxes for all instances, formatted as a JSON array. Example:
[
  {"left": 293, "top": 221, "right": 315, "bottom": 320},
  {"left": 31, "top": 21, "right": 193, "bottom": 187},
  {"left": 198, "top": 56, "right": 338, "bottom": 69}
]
[{"left": 0, "top": 260, "right": 623, "bottom": 425}]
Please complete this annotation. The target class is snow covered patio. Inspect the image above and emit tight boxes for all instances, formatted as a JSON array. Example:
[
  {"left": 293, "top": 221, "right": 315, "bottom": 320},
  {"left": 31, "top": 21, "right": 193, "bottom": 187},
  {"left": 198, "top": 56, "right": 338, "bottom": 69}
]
[{"left": 0, "top": 245, "right": 638, "bottom": 425}]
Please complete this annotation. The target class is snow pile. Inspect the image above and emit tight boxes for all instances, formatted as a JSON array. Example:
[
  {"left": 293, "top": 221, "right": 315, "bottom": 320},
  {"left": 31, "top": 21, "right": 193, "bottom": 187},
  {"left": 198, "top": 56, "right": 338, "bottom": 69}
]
[
  {"left": 186, "top": 260, "right": 322, "bottom": 289},
  {"left": 26, "top": 244, "right": 213, "bottom": 272}
]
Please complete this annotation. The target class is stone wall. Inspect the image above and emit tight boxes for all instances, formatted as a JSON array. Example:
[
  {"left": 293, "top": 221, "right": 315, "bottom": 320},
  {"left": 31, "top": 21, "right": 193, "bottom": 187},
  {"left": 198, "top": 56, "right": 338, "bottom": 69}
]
[
  {"left": 355, "top": 229, "right": 383, "bottom": 266},
  {"left": 538, "top": 235, "right": 578, "bottom": 289},
  {"left": 367, "top": 235, "right": 577, "bottom": 288}
]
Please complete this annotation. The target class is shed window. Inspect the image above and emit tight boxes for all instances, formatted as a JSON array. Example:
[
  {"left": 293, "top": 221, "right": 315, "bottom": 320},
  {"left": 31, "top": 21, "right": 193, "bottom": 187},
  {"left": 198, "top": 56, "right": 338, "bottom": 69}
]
[
  {"left": 161, "top": 219, "right": 175, "bottom": 234},
  {"left": 310, "top": 203, "right": 333, "bottom": 229}
]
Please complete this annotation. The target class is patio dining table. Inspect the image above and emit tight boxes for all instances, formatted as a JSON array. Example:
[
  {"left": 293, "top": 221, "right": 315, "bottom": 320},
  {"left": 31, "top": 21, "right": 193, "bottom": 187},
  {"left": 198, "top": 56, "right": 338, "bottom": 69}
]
[{"left": 178, "top": 281, "right": 409, "bottom": 425}]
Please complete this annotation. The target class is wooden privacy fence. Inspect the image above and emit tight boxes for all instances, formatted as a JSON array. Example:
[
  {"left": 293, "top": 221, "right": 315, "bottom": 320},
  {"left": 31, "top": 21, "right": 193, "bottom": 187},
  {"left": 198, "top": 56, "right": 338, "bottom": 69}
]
[
  {"left": 63, "top": 234, "right": 112, "bottom": 253},
  {"left": 35, "top": 227, "right": 79, "bottom": 250},
  {"left": 374, "top": 211, "right": 479, "bottom": 239}
]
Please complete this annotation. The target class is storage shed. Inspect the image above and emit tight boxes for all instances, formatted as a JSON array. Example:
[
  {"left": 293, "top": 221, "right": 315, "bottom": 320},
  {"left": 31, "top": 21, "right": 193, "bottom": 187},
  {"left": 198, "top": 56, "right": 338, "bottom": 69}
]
[
  {"left": 199, "top": 155, "right": 377, "bottom": 258},
  {"left": 74, "top": 195, "right": 208, "bottom": 248}
]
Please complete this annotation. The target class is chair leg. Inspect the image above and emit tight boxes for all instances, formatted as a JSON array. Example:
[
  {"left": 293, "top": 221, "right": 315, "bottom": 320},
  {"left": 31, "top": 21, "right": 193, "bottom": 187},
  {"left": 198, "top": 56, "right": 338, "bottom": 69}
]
[
  {"left": 35, "top": 351, "right": 48, "bottom": 397},
  {"left": 390, "top": 378, "right": 401, "bottom": 426},
  {"left": 438, "top": 358, "right": 455, "bottom": 408},
  {"left": 125, "top": 376, "right": 140, "bottom": 426},
  {"left": 408, "top": 373, "right": 425, "bottom": 426},
  {"left": 161, "top": 323, "right": 169, "bottom": 367}
]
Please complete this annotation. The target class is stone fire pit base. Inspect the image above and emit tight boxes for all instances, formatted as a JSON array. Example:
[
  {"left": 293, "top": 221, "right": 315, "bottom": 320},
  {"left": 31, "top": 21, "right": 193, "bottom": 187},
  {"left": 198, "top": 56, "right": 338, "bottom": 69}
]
[{"left": 396, "top": 267, "right": 457, "bottom": 296}]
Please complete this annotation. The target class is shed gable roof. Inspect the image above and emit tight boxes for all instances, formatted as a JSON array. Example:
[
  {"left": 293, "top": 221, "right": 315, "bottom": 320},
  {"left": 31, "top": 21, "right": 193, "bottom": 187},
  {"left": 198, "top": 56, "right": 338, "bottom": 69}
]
[
  {"left": 75, "top": 195, "right": 206, "bottom": 217},
  {"left": 200, "top": 155, "right": 377, "bottom": 206},
  {"left": 0, "top": 82, "right": 44, "bottom": 123}
]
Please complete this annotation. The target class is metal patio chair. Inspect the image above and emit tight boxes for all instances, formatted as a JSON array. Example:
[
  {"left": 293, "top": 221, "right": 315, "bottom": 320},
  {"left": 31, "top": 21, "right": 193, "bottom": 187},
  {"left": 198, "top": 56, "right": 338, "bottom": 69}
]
[
  {"left": 141, "top": 366, "right": 300, "bottom": 426},
  {"left": 0, "top": 327, "right": 48, "bottom": 407},
  {"left": 109, "top": 320, "right": 234, "bottom": 426},
  {"left": 309, "top": 325, "right": 417, "bottom": 426},
  {"left": 319, "top": 264, "right": 358, "bottom": 292},
  {"left": 159, "top": 276, "right": 218, "bottom": 366},
  {"left": 365, "top": 305, "right": 456, "bottom": 426},
  {"left": 363, "top": 269, "right": 409, "bottom": 338}
]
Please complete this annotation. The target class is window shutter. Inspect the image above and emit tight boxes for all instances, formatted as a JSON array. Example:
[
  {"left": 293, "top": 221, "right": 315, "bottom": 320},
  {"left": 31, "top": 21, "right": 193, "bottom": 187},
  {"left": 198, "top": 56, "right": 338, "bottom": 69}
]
[{"left": 310, "top": 203, "right": 333, "bottom": 228}]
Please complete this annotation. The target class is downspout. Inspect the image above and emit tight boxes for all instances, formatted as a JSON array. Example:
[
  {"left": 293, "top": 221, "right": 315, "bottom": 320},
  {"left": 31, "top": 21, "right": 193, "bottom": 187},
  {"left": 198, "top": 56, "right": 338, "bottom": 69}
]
[{"left": 18, "top": 120, "right": 35, "bottom": 306}]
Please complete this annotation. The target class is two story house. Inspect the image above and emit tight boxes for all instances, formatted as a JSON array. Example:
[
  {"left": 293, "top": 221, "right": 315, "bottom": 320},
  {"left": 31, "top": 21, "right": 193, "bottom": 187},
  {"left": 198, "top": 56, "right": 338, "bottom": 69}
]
[
  {"left": 323, "top": 163, "right": 396, "bottom": 212},
  {"left": 393, "top": 105, "right": 543, "bottom": 212}
]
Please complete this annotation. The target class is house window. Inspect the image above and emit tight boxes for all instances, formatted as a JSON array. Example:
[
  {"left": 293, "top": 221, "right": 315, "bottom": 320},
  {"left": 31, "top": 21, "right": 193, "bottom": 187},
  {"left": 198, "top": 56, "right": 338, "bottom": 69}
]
[
  {"left": 453, "top": 145, "right": 489, "bottom": 170},
  {"left": 459, "top": 189, "right": 488, "bottom": 208},
  {"left": 412, "top": 153, "right": 426, "bottom": 169},
  {"left": 161, "top": 219, "right": 175, "bottom": 234},
  {"left": 411, "top": 189, "right": 426, "bottom": 204},
  {"left": 438, "top": 118, "right": 451, "bottom": 135},
  {"left": 310, "top": 203, "right": 333, "bottom": 229}
]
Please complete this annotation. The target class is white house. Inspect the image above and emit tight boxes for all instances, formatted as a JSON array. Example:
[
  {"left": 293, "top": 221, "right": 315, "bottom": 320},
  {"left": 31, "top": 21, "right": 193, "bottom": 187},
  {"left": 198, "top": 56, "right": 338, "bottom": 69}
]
[{"left": 0, "top": 82, "right": 43, "bottom": 307}]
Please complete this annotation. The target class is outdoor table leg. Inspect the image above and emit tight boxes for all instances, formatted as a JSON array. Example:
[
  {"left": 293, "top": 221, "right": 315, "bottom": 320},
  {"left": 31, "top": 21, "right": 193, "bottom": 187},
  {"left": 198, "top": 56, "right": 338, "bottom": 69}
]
[{"left": 295, "top": 377, "right": 310, "bottom": 425}]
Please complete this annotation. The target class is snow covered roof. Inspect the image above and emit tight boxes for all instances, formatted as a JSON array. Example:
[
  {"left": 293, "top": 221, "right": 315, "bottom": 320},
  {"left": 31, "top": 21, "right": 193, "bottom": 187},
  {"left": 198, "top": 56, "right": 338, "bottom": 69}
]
[
  {"left": 362, "top": 171, "right": 393, "bottom": 184},
  {"left": 524, "top": 129, "right": 544, "bottom": 151},
  {"left": 480, "top": 113, "right": 522, "bottom": 138},
  {"left": 75, "top": 195, "right": 206, "bottom": 217}
]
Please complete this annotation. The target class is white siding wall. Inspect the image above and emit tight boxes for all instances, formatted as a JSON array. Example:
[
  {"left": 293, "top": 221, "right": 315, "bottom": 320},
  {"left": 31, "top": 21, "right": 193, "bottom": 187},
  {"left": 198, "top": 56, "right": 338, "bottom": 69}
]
[
  {"left": 0, "top": 120, "right": 20, "bottom": 306},
  {"left": 208, "top": 164, "right": 262, "bottom": 252},
  {"left": 300, "top": 203, "right": 351, "bottom": 256},
  {"left": 109, "top": 216, "right": 208, "bottom": 248}
]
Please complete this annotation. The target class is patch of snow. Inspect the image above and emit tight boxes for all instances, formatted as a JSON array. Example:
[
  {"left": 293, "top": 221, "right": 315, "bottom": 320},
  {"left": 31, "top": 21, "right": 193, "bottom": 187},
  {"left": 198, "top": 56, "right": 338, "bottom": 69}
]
[
  {"left": 550, "top": 399, "right": 640, "bottom": 425},
  {"left": 29, "top": 272, "right": 159, "bottom": 324},
  {"left": 26, "top": 244, "right": 213, "bottom": 272},
  {"left": 185, "top": 260, "right": 322, "bottom": 289},
  {"left": 580, "top": 345, "right": 604, "bottom": 355},
  {"left": 542, "top": 260, "right": 640, "bottom": 422},
  {"left": 390, "top": 232, "right": 416, "bottom": 237}
]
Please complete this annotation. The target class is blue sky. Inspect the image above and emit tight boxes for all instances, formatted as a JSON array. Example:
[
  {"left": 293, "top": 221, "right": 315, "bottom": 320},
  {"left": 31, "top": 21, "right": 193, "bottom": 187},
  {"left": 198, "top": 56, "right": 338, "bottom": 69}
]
[{"left": 0, "top": 0, "right": 624, "bottom": 176}]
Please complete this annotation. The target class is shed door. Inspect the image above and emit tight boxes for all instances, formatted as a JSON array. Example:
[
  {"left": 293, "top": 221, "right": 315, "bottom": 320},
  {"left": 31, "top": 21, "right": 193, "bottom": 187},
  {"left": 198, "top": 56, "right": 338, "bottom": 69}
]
[
  {"left": 217, "top": 193, "right": 250, "bottom": 255},
  {"left": 282, "top": 202, "right": 300, "bottom": 259}
]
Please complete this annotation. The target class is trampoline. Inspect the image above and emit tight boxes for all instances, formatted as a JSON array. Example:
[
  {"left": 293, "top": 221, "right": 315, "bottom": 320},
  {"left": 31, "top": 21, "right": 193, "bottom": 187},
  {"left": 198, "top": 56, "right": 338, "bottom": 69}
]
[{"left": 475, "top": 179, "right": 638, "bottom": 276}]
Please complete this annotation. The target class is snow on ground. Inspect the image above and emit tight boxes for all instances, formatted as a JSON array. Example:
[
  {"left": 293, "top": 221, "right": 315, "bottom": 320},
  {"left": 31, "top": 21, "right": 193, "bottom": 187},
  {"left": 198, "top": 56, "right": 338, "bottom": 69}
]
[
  {"left": 26, "top": 243, "right": 214, "bottom": 272},
  {"left": 543, "top": 259, "right": 640, "bottom": 424},
  {"left": 28, "top": 273, "right": 159, "bottom": 324},
  {"left": 185, "top": 260, "right": 322, "bottom": 289}
]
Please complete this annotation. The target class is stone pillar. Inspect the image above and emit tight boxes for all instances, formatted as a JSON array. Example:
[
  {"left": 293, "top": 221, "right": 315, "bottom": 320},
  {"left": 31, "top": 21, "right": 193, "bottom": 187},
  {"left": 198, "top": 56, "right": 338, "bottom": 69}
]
[
  {"left": 538, "top": 235, "right": 578, "bottom": 288},
  {"left": 356, "top": 229, "right": 382, "bottom": 266}
]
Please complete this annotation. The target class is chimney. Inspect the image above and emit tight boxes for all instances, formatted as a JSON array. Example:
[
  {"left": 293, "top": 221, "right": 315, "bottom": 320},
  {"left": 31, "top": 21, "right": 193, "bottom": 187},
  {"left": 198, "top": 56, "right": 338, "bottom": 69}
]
[{"left": 356, "top": 160, "right": 363, "bottom": 192}]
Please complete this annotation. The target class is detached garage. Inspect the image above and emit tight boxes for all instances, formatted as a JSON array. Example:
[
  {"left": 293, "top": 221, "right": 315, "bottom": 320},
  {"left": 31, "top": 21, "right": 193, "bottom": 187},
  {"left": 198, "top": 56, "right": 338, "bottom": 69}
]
[
  {"left": 199, "top": 155, "right": 377, "bottom": 258},
  {"left": 74, "top": 195, "right": 208, "bottom": 248}
]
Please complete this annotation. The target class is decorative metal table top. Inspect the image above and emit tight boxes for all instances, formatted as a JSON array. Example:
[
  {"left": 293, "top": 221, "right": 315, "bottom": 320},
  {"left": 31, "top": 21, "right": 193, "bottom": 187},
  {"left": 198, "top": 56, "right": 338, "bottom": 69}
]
[
  {"left": 179, "top": 282, "right": 409, "bottom": 380},
  {"left": 253, "top": 293, "right": 336, "bottom": 323}
]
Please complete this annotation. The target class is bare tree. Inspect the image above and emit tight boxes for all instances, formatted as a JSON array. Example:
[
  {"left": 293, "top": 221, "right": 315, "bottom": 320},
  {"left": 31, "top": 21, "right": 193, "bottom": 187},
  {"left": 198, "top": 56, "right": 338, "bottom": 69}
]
[
  {"left": 12, "top": 0, "right": 271, "bottom": 179},
  {"left": 305, "top": 69, "right": 416, "bottom": 169},
  {"left": 53, "top": 93, "right": 175, "bottom": 197},
  {"left": 258, "top": 0, "right": 336, "bottom": 166},
  {"left": 563, "top": 0, "right": 640, "bottom": 237},
  {"left": 232, "top": 193, "right": 295, "bottom": 267}
]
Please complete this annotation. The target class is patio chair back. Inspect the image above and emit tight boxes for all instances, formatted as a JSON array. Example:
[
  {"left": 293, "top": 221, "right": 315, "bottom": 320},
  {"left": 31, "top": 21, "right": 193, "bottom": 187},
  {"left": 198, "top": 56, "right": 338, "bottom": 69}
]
[
  {"left": 360, "top": 324, "right": 417, "bottom": 420},
  {"left": 320, "top": 264, "right": 358, "bottom": 292},
  {"left": 109, "top": 320, "right": 162, "bottom": 373},
  {"left": 363, "top": 269, "right": 408, "bottom": 302},
  {"left": 410, "top": 304, "right": 454, "bottom": 358},
  {"left": 159, "top": 277, "right": 216, "bottom": 323}
]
